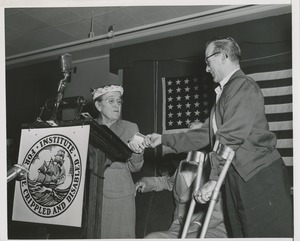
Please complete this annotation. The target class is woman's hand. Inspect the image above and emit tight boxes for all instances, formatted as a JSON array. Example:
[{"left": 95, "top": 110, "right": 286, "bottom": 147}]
[{"left": 127, "top": 141, "right": 144, "bottom": 154}]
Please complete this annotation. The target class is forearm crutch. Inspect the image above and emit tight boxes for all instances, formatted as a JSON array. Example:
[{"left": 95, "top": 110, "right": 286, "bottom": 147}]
[
  {"left": 181, "top": 151, "right": 206, "bottom": 239},
  {"left": 200, "top": 140, "right": 235, "bottom": 238}
]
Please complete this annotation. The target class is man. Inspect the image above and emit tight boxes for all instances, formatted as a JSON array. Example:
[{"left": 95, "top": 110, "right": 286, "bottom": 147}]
[{"left": 144, "top": 37, "right": 293, "bottom": 238}]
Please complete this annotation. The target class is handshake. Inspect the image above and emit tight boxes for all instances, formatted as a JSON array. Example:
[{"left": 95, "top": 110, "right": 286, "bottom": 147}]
[{"left": 127, "top": 132, "right": 162, "bottom": 154}]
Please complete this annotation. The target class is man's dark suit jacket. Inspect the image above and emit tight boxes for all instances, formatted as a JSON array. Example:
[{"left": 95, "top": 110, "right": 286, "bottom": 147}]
[{"left": 162, "top": 69, "right": 281, "bottom": 182}]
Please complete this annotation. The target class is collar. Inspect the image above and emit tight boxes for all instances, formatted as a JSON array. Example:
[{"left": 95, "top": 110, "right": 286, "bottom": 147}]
[
  {"left": 96, "top": 116, "right": 118, "bottom": 128},
  {"left": 215, "top": 68, "right": 240, "bottom": 94}
]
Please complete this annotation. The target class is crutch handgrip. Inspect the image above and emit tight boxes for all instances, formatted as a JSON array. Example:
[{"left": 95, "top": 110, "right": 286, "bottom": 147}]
[
  {"left": 180, "top": 151, "right": 206, "bottom": 239},
  {"left": 200, "top": 141, "right": 235, "bottom": 238}
]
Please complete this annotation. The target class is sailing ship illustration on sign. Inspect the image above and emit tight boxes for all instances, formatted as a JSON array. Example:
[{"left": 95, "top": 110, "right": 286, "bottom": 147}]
[
  {"left": 35, "top": 149, "right": 67, "bottom": 186},
  {"left": 29, "top": 149, "right": 71, "bottom": 201}
]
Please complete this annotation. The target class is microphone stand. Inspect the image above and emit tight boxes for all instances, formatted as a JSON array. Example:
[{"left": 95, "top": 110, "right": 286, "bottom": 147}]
[{"left": 49, "top": 71, "right": 70, "bottom": 124}]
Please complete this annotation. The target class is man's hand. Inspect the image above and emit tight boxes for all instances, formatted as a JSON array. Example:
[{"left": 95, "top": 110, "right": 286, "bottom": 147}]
[
  {"left": 143, "top": 133, "right": 162, "bottom": 148},
  {"left": 135, "top": 181, "right": 146, "bottom": 193},
  {"left": 193, "top": 180, "right": 217, "bottom": 204}
]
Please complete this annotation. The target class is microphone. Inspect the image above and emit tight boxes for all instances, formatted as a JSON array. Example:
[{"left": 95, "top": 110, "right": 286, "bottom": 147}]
[
  {"left": 59, "top": 53, "right": 72, "bottom": 74},
  {"left": 7, "top": 164, "right": 28, "bottom": 183},
  {"left": 49, "top": 53, "right": 73, "bottom": 123},
  {"left": 45, "top": 96, "right": 86, "bottom": 111}
]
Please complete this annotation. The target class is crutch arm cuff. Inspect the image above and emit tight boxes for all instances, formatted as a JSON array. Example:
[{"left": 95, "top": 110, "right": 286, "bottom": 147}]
[
  {"left": 213, "top": 139, "right": 235, "bottom": 160},
  {"left": 209, "top": 140, "right": 235, "bottom": 181}
]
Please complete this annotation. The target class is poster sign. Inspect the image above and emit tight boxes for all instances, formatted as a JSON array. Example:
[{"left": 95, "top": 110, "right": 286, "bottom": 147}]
[{"left": 12, "top": 125, "right": 89, "bottom": 227}]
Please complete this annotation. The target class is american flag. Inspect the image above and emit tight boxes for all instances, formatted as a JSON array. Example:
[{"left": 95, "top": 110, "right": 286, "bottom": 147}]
[
  {"left": 161, "top": 75, "right": 215, "bottom": 154},
  {"left": 162, "top": 69, "right": 293, "bottom": 166},
  {"left": 247, "top": 69, "right": 293, "bottom": 166},
  {"left": 162, "top": 76, "right": 215, "bottom": 132}
]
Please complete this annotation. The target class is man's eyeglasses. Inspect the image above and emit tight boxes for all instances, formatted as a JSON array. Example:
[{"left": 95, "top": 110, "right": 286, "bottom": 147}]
[
  {"left": 103, "top": 98, "right": 123, "bottom": 105},
  {"left": 205, "top": 52, "right": 221, "bottom": 65}
]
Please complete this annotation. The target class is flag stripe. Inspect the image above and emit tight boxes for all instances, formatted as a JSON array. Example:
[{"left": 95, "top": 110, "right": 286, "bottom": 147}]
[
  {"left": 268, "top": 120, "right": 292, "bottom": 131},
  {"left": 276, "top": 139, "right": 293, "bottom": 149},
  {"left": 278, "top": 148, "right": 293, "bottom": 157},
  {"left": 272, "top": 130, "right": 293, "bottom": 139},
  {"left": 266, "top": 112, "right": 292, "bottom": 122},
  {"left": 282, "top": 157, "right": 293, "bottom": 166},
  {"left": 256, "top": 78, "right": 292, "bottom": 89},
  {"left": 264, "top": 94, "right": 292, "bottom": 105},
  {"left": 247, "top": 69, "right": 292, "bottom": 80},
  {"left": 265, "top": 103, "right": 292, "bottom": 114},
  {"left": 261, "top": 86, "right": 292, "bottom": 97}
]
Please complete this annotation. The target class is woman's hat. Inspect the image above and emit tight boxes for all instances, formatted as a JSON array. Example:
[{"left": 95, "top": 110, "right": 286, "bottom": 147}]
[{"left": 91, "top": 85, "right": 124, "bottom": 100}]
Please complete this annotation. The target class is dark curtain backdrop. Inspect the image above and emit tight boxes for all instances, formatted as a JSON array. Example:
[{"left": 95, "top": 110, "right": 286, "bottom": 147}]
[
  {"left": 6, "top": 60, "right": 64, "bottom": 239},
  {"left": 6, "top": 60, "right": 61, "bottom": 143},
  {"left": 110, "top": 13, "right": 291, "bottom": 73}
]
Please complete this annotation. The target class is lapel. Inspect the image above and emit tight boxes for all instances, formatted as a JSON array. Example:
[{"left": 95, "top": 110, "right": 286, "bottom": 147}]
[
  {"left": 208, "top": 69, "right": 245, "bottom": 148},
  {"left": 209, "top": 104, "right": 216, "bottom": 149},
  {"left": 110, "top": 119, "right": 125, "bottom": 138}
]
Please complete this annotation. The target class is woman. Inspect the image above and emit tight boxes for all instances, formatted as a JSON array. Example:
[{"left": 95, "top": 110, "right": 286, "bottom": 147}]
[{"left": 90, "top": 84, "right": 144, "bottom": 238}]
